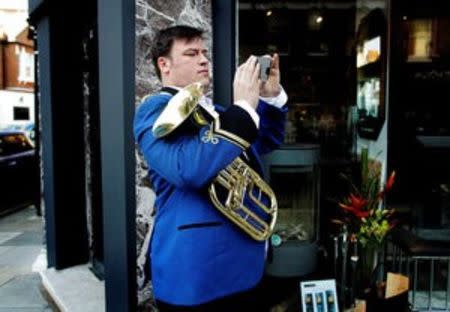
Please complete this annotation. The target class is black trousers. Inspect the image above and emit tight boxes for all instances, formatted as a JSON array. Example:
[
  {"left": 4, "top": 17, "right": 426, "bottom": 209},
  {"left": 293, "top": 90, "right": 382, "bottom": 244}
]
[{"left": 155, "top": 276, "right": 272, "bottom": 312}]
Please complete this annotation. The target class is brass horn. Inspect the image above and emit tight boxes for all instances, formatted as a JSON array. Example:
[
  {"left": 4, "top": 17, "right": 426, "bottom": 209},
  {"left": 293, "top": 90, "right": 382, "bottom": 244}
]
[
  {"left": 152, "top": 82, "right": 278, "bottom": 241},
  {"left": 152, "top": 82, "right": 207, "bottom": 138}
]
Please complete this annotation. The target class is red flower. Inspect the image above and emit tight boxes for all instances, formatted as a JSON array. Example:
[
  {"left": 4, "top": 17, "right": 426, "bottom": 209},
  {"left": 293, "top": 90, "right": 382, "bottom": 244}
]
[
  {"left": 377, "top": 171, "right": 397, "bottom": 198},
  {"left": 349, "top": 194, "right": 367, "bottom": 209},
  {"left": 385, "top": 171, "right": 396, "bottom": 192},
  {"left": 339, "top": 194, "right": 370, "bottom": 218}
]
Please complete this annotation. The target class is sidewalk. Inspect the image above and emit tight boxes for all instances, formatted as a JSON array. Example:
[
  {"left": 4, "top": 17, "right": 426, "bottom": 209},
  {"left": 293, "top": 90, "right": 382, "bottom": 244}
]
[{"left": 0, "top": 205, "right": 57, "bottom": 311}]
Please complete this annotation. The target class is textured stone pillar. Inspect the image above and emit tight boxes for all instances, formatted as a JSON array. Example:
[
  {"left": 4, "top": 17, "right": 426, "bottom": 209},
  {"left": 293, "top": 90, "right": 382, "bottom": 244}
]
[{"left": 135, "top": 0, "right": 212, "bottom": 308}]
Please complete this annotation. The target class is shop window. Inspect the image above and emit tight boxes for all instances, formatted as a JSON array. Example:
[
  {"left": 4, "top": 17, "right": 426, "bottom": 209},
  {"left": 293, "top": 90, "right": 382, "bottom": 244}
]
[
  {"left": 238, "top": 0, "right": 362, "bottom": 276},
  {"left": 238, "top": 1, "right": 356, "bottom": 159},
  {"left": 270, "top": 167, "right": 318, "bottom": 241}
]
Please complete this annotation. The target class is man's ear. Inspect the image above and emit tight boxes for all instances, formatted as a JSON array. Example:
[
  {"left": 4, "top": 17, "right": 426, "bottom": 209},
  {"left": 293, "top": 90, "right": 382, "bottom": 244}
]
[{"left": 157, "top": 56, "right": 171, "bottom": 76}]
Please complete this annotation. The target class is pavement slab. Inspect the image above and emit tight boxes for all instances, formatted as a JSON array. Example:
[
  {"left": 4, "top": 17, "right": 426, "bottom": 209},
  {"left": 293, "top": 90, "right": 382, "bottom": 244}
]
[
  {"left": 2, "top": 232, "right": 44, "bottom": 246},
  {"left": 41, "top": 265, "right": 105, "bottom": 312},
  {"left": 0, "top": 206, "right": 54, "bottom": 311},
  {"left": 0, "top": 273, "right": 54, "bottom": 311},
  {"left": 0, "top": 232, "right": 22, "bottom": 245}
]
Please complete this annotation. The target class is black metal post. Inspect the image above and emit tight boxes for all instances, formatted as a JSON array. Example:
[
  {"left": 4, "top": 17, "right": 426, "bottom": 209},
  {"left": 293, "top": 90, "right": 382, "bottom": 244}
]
[
  {"left": 29, "top": 0, "right": 90, "bottom": 269},
  {"left": 97, "top": 0, "right": 136, "bottom": 310},
  {"left": 212, "top": 0, "right": 236, "bottom": 107},
  {"left": 29, "top": 1, "right": 56, "bottom": 267}
]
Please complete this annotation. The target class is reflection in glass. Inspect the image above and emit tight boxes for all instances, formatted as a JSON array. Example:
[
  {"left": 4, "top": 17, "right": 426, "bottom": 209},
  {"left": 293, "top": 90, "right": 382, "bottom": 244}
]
[
  {"left": 238, "top": 1, "right": 356, "bottom": 158},
  {"left": 271, "top": 169, "right": 317, "bottom": 241}
]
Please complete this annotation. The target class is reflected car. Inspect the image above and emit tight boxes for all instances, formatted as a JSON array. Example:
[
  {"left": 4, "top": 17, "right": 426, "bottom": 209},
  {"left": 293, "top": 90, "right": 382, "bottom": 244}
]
[
  {"left": 0, "top": 131, "right": 38, "bottom": 212},
  {"left": 2, "top": 123, "right": 35, "bottom": 145}
]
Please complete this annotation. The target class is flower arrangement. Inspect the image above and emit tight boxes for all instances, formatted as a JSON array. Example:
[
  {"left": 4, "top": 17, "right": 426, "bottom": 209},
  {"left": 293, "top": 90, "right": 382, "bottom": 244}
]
[{"left": 335, "top": 148, "right": 397, "bottom": 249}]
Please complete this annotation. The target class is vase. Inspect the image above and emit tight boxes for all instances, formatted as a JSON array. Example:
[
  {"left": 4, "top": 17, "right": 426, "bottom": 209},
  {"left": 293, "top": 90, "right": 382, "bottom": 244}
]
[{"left": 357, "top": 244, "right": 383, "bottom": 295}]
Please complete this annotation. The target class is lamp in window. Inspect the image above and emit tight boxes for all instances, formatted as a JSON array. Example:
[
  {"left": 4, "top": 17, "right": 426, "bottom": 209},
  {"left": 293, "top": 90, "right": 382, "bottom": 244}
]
[
  {"left": 308, "top": 0, "right": 324, "bottom": 30},
  {"left": 308, "top": 9, "right": 324, "bottom": 30}
]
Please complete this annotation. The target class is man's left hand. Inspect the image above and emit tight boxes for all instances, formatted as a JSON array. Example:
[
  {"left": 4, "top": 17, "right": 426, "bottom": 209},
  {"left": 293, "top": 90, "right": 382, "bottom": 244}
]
[{"left": 260, "top": 53, "right": 281, "bottom": 98}]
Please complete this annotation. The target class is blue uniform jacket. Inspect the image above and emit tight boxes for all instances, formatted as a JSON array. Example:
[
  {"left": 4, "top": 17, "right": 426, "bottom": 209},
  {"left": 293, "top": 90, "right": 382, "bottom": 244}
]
[{"left": 134, "top": 90, "right": 287, "bottom": 306}]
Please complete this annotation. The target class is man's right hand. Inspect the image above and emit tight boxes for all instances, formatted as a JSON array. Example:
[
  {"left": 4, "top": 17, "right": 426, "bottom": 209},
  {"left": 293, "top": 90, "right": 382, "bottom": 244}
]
[{"left": 233, "top": 56, "right": 261, "bottom": 110}]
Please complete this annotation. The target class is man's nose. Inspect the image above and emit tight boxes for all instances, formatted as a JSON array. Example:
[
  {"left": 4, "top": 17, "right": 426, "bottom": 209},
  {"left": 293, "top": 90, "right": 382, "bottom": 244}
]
[{"left": 199, "top": 53, "right": 209, "bottom": 65}]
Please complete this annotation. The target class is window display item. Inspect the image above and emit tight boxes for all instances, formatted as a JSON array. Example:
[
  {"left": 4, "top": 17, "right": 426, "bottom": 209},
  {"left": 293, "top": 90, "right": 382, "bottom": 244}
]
[{"left": 301, "top": 279, "right": 339, "bottom": 312}]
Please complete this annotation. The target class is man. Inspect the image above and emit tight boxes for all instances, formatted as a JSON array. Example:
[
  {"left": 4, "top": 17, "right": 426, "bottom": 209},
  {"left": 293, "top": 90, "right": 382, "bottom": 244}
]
[{"left": 134, "top": 25, "right": 287, "bottom": 311}]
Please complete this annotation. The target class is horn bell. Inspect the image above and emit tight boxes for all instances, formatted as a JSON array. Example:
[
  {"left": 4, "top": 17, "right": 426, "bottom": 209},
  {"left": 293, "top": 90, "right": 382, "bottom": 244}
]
[{"left": 152, "top": 82, "right": 204, "bottom": 138}]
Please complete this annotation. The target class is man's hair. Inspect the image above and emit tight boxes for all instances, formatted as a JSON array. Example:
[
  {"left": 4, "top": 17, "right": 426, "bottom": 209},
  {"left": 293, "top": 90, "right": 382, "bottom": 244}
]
[{"left": 151, "top": 25, "right": 204, "bottom": 79}]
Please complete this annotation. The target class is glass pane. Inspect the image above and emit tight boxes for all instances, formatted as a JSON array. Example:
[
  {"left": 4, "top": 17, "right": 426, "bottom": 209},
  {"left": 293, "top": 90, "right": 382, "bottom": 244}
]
[
  {"left": 238, "top": 1, "right": 357, "bottom": 159},
  {"left": 270, "top": 167, "right": 318, "bottom": 241}
]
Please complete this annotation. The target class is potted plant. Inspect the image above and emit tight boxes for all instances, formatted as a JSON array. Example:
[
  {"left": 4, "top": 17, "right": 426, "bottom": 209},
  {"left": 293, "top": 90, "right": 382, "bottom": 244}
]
[{"left": 333, "top": 147, "right": 397, "bottom": 293}]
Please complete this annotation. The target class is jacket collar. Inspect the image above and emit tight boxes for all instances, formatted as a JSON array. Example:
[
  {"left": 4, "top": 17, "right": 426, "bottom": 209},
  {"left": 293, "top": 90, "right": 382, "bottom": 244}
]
[{"left": 160, "top": 86, "right": 179, "bottom": 96}]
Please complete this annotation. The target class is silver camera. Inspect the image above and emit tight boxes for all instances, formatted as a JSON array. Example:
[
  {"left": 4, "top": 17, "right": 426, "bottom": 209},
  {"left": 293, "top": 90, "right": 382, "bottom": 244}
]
[{"left": 256, "top": 55, "right": 272, "bottom": 81}]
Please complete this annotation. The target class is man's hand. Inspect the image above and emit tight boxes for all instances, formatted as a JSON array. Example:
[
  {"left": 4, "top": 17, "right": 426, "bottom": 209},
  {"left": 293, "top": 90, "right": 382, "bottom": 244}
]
[
  {"left": 260, "top": 53, "right": 281, "bottom": 98},
  {"left": 233, "top": 55, "right": 261, "bottom": 110}
]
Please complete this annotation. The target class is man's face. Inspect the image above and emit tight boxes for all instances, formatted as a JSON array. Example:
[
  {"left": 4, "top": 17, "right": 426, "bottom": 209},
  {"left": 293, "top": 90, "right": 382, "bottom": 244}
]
[{"left": 159, "top": 37, "right": 210, "bottom": 88}]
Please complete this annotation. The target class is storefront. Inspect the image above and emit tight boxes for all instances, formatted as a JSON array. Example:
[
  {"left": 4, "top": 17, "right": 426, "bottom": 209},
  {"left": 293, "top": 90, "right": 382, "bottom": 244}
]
[{"left": 29, "top": 0, "right": 450, "bottom": 310}]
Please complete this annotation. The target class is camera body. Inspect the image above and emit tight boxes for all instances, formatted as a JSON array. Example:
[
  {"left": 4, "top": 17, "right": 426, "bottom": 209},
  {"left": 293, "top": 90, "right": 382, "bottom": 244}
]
[{"left": 256, "top": 55, "right": 272, "bottom": 81}]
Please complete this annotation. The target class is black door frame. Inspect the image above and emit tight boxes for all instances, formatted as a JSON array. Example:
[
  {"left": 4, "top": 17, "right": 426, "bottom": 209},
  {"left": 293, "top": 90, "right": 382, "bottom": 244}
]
[
  {"left": 97, "top": 0, "right": 136, "bottom": 310},
  {"left": 29, "top": 0, "right": 90, "bottom": 270}
]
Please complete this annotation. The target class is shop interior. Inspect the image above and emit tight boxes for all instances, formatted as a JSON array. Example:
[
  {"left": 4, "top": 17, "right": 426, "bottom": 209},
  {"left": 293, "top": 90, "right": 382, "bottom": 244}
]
[{"left": 238, "top": 0, "right": 450, "bottom": 310}]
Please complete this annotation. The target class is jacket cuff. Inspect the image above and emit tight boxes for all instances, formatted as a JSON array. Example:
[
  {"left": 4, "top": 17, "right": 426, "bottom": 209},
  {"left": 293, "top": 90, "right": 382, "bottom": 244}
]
[
  {"left": 234, "top": 100, "right": 260, "bottom": 128},
  {"left": 259, "top": 85, "right": 288, "bottom": 108},
  {"left": 213, "top": 105, "right": 258, "bottom": 149}
]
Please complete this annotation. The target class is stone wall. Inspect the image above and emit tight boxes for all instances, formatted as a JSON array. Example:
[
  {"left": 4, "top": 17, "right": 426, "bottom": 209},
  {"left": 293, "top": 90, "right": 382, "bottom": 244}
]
[{"left": 134, "top": 0, "right": 212, "bottom": 308}]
